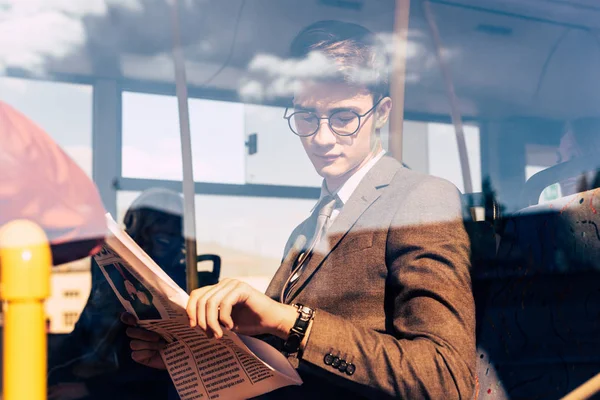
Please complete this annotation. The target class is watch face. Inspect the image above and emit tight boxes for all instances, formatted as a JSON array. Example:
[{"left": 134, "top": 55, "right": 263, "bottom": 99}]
[
  {"left": 300, "top": 306, "right": 312, "bottom": 314},
  {"left": 298, "top": 306, "right": 312, "bottom": 320}
]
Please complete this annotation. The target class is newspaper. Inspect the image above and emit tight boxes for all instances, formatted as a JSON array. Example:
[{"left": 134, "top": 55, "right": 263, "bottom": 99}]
[{"left": 93, "top": 214, "right": 302, "bottom": 400}]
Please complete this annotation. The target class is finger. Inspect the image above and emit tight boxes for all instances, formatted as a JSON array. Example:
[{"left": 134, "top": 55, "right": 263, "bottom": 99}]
[
  {"left": 126, "top": 327, "right": 162, "bottom": 342},
  {"left": 218, "top": 282, "right": 247, "bottom": 331},
  {"left": 186, "top": 285, "right": 215, "bottom": 327},
  {"left": 132, "top": 349, "right": 160, "bottom": 364},
  {"left": 130, "top": 339, "right": 166, "bottom": 351},
  {"left": 190, "top": 282, "right": 229, "bottom": 331},
  {"left": 120, "top": 312, "right": 137, "bottom": 326},
  {"left": 205, "top": 280, "right": 239, "bottom": 338}
]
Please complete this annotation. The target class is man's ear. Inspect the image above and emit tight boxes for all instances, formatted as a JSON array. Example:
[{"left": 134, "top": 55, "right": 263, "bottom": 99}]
[{"left": 375, "top": 97, "right": 392, "bottom": 129}]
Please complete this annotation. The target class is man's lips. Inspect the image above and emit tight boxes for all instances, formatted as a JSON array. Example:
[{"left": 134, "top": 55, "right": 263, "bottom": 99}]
[{"left": 314, "top": 154, "right": 340, "bottom": 162}]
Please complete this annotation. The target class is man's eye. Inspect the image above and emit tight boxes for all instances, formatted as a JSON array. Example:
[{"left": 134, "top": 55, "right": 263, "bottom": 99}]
[
  {"left": 299, "top": 114, "right": 315, "bottom": 121},
  {"left": 332, "top": 116, "right": 355, "bottom": 125}
]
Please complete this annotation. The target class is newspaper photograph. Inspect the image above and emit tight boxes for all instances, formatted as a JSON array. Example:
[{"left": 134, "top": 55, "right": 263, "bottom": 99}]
[{"left": 93, "top": 214, "right": 302, "bottom": 400}]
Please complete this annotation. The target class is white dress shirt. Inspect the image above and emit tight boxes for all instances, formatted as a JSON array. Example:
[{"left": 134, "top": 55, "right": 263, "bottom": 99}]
[{"left": 311, "top": 149, "right": 387, "bottom": 229}]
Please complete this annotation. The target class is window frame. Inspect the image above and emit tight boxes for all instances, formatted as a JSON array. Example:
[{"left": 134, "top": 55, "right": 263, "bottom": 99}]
[{"left": 2, "top": 71, "right": 483, "bottom": 211}]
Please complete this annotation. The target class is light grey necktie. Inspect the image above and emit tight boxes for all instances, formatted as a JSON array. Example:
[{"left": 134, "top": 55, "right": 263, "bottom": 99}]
[{"left": 286, "top": 195, "right": 338, "bottom": 293}]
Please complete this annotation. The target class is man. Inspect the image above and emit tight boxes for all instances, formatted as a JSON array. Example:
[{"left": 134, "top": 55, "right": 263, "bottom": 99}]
[{"left": 124, "top": 20, "right": 476, "bottom": 399}]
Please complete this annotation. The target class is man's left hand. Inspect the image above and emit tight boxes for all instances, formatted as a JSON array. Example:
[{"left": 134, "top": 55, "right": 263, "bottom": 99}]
[{"left": 186, "top": 278, "right": 297, "bottom": 340}]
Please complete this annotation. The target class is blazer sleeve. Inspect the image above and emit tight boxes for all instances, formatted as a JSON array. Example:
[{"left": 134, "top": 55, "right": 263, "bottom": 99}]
[{"left": 299, "top": 179, "right": 477, "bottom": 399}]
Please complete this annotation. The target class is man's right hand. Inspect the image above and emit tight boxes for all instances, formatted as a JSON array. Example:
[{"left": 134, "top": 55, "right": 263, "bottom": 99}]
[{"left": 121, "top": 312, "right": 167, "bottom": 370}]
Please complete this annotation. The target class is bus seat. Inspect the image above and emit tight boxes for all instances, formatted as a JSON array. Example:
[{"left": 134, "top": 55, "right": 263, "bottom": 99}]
[
  {"left": 472, "top": 188, "right": 600, "bottom": 399},
  {"left": 520, "top": 153, "right": 600, "bottom": 208}
]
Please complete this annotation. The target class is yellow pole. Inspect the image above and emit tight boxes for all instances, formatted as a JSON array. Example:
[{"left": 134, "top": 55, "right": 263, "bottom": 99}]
[{"left": 0, "top": 220, "right": 51, "bottom": 400}]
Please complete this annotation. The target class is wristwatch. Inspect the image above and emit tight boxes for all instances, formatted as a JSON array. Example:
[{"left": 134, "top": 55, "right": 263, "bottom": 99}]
[{"left": 283, "top": 303, "right": 314, "bottom": 354}]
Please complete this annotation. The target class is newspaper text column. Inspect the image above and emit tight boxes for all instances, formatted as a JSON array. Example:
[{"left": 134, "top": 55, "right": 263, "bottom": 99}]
[{"left": 0, "top": 220, "right": 51, "bottom": 400}]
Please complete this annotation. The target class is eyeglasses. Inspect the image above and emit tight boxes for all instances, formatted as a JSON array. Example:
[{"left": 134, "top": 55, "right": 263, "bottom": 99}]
[{"left": 283, "top": 97, "right": 384, "bottom": 137}]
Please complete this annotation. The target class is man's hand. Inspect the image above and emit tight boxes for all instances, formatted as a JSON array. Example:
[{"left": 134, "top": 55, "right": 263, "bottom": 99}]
[
  {"left": 121, "top": 312, "right": 167, "bottom": 370},
  {"left": 186, "top": 278, "right": 297, "bottom": 339}
]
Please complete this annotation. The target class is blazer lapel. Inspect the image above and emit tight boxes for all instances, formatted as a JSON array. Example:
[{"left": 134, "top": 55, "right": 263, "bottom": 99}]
[
  {"left": 284, "top": 156, "right": 401, "bottom": 303},
  {"left": 265, "top": 232, "right": 309, "bottom": 301}
]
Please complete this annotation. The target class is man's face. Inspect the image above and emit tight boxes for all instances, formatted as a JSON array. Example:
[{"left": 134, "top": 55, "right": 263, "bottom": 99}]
[{"left": 292, "top": 82, "right": 391, "bottom": 187}]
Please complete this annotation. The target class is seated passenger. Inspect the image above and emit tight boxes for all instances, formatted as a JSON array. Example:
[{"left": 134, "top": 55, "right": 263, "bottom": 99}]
[{"left": 48, "top": 188, "right": 186, "bottom": 400}]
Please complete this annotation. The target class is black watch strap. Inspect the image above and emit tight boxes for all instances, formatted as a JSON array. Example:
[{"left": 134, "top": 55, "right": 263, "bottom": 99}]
[{"left": 282, "top": 304, "right": 314, "bottom": 354}]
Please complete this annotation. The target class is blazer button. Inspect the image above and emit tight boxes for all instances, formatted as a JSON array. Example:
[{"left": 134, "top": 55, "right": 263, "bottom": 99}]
[
  {"left": 323, "top": 354, "right": 334, "bottom": 365},
  {"left": 331, "top": 356, "right": 341, "bottom": 368},
  {"left": 346, "top": 363, "right": 356, "bottom": 376},
  {"left": 338, "top": 360, "right": 347, "bottom": 372}
]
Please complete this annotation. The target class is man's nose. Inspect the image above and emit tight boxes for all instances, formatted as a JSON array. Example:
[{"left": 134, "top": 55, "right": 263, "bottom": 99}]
[{"left": 312, "top": 119, "right": 337, "bottom": 146}]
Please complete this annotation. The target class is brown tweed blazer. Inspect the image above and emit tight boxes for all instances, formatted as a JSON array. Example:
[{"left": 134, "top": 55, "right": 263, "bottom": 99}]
[{"left": 261, "top": 155, "right": 476, "bottom": 399}]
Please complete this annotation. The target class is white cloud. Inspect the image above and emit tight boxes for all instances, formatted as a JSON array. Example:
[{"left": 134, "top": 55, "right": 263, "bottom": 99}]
[
  {"left": 248, "top": 52, "right": 339, "bottom": 80},
  {"left": 377, "top": 32, "right": 424, "bottom": 61},
  {"left": 238, "top": 79, "right": 264, "bottom": 102},
  {"left": 0, "top": 0, "right": 142, "bottom": 74},
  {"left": 238, "top": 32, "right": 432, "bottom": 102},
  {"left": 239, "top": 51, "right": 382, "bottom": 101}
]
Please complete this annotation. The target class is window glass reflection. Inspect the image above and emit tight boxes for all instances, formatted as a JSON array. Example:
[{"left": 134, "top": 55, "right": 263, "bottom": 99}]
[
  {"left": 122, "top": 92, "right": 245, "bottom": 183},
  {"left": 0, "top": 76, "right": 93, "bottom": 176},
  {"left": 0, "top": 76, "right": 94, "bottom": 335},
  {"left": 117, "top": 190, "right": 315, "bottom": 293}
]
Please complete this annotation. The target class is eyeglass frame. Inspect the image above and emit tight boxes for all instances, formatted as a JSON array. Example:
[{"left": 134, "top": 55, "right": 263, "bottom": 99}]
[{"left": 283, "top": 96, "right": 385, "bottom": 137}]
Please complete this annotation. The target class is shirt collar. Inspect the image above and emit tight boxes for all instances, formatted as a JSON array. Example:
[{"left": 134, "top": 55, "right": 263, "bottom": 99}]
[{"left": 313, "top": 149, "right": 386, "bottom": 211}]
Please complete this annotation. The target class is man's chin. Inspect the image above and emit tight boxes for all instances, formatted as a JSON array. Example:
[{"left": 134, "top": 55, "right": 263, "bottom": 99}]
[{"left": 316, "top": 165, "right": 346, "bottom": 181}]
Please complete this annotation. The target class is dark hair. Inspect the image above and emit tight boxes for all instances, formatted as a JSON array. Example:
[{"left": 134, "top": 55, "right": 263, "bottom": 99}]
[{"left": 289, "top": 20, "right": 390, "bottom": 99}]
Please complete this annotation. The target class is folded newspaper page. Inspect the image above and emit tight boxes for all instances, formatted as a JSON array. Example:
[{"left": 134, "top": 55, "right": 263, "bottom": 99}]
[{"left": 93, "top": 214, "right": 302, "bottom": 400}]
